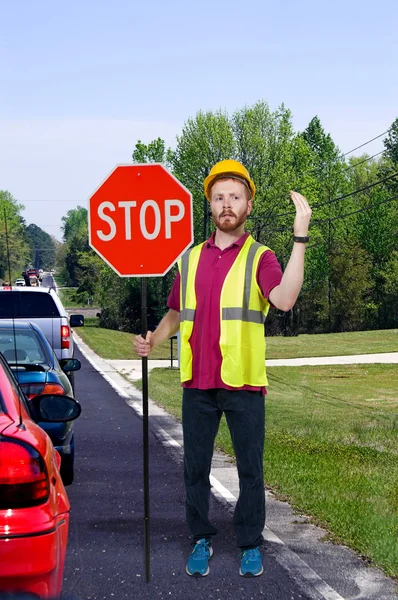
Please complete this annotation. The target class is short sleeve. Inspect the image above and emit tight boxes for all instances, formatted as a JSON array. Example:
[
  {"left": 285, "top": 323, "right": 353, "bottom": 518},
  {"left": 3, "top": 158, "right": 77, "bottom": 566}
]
[
  {"left": 167, "top": 272, "right": 180, "bottom": 312},
  {"left": 256, "top": 250, "right": 283, "bottom": 301}
]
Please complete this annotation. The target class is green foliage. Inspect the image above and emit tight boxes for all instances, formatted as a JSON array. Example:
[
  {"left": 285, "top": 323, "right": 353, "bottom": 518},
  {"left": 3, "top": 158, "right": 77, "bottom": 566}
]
[
  {"left": 25, "top": 223, "right": 56, "bottom": 269},
  {"left": 60, "top": 206, "right": 92, "bottom": 287},
  {"left": 0, "top": 190, "right": 31, "bottom": 282},
  {"left": 329, "top": 244, "right": 374, "bottom": 331},
  {"left": 61, "top": 205, "right": 88, "bottom": 242},
  {"left": 60, "top": 104, "right": 398, "bottom": 336},
  {"left": 171, "top": 109, "right": 236, "bottom": 242},
  {"left": 384, "top": 118, "right": 398, "bottom": 165},
  {"left": 377, "top": 251, "right": 398, "bottom": 328},
  {"left": 132, "top": 137, "right": 173, "bottom": 167}
]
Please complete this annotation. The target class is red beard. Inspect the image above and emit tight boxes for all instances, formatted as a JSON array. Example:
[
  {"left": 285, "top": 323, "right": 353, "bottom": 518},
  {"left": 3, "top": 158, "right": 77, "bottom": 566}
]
[{"left": 212, "top": 210, "right": 247, "bottom": 232}]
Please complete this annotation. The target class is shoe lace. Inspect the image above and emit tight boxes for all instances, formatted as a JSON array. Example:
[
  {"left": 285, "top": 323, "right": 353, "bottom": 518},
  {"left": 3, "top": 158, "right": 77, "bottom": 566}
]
[
  {"left": 240, "top": 547, "right": 260, "bottom": 561},
  {"left": 193, "top": 540, "right": 210, "bottom": 558}
]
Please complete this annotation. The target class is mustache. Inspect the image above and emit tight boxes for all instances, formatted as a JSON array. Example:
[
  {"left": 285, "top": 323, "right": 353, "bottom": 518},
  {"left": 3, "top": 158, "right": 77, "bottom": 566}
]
[{"left": 220, "top": 211, "right": 236, "bottom": 217}]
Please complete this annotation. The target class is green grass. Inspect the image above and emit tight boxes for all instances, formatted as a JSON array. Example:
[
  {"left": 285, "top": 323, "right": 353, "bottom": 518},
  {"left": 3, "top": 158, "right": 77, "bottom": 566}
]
[
  {"left": 134, "top": 364, "right": 398, "bottom": 577},
  {"left": 265, "top": 329, "right": 398, "bottom": 359},
  {"left": 74, "top": 324, "right": 398, "bottom": 361},
  {"left": 57, "top": 287, "right": 81, "bottom": 308},
  {"left": 76, "top": 325, "right": 178, "bottom": 360}
]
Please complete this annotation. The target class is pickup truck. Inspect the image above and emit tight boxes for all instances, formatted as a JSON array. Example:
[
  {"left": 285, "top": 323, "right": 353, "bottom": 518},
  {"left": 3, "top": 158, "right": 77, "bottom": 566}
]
[{"left": 0, "top": 287, "right": 84, "bottom": 388}]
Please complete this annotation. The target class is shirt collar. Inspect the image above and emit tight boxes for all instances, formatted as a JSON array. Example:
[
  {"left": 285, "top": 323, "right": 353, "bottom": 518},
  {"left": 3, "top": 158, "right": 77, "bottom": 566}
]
[{"left": 206, "top": 231, "right": 250, "bottom": 249}]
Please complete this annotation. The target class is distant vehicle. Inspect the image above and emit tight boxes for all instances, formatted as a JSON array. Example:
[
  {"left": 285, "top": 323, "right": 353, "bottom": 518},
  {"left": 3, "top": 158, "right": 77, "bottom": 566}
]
[
  {"left": 0, "top": 320, "right": 82, "bottom": 484},
  {"left": 28, "top": 275, "right": 39, "bottom": 287},
  {"left": 26, "top": 268, "right": 39, "bottom": 278},
  {"left": 0, "top": 287, "right": 84, "bottom": 390},
  {"left": 0, "top": 351, "right": 81, "bottom": 597},
  {"left": 14, "top": 278, "right": 26, "bottom": 286},
  {"left": 41, "top": 273, "right": 56, "bottom": 289}
]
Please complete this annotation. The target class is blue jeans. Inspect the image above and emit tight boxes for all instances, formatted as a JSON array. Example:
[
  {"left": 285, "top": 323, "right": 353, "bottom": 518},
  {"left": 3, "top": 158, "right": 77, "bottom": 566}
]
[{"left": 182, "top": 388, "right": 265, "bottom": 548}]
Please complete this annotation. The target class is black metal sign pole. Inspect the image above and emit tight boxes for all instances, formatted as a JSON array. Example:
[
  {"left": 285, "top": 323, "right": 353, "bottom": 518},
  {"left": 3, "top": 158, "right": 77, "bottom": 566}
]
[{"left": 141, "top": 276, "right": 150, "bottom": 582}]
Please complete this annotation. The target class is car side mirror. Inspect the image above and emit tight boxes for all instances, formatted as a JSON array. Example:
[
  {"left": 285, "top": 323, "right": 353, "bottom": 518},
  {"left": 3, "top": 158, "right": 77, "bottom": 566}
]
[
  {"left": 31, "top": 394, "right": 82, "bottom": 422},
  {"left": 59, "top": 358, "right": 81, "bottom": 372},
  {"left": 70, "top": 314, "right": 84, "bottom": 327}
]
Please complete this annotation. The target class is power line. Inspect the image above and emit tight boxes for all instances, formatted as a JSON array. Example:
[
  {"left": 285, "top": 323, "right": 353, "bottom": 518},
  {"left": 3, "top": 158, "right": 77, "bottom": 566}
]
[
  {"left": 312, "top": 171, "right": 398, "bottom": 211},
  {"left": 311, "top": 192, "right": 398, "bottom": 226},
  {"left": 341, "top": 128, "right": 391, "bottom": 157},
  {"left": 269, "top": 192, "right": 398, "bottom": 261},
  {"left": 262, "top": 186, "right": 398, "bottom": 238},
  {"left": 254, "top": 170, "right": 398, "bottom": 222},
  {"left": 343, "top": 150, "right": 386, "bottom": 171}
]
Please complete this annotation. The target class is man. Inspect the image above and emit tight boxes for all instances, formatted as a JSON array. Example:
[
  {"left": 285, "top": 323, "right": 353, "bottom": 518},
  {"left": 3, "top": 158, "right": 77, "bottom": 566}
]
[{"left": 134, "top": 159, "right": 312, "bottom": 578}]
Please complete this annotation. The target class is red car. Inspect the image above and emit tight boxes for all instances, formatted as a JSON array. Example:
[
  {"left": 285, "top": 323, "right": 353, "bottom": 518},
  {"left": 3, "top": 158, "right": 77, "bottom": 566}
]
[{"left": 0, "top": 352, "right": 81, "bottom": 597}]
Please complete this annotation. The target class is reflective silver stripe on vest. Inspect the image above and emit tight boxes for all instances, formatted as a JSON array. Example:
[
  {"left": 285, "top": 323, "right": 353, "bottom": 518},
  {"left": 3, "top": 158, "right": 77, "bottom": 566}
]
[
  {"left": 180, "top": 308, "right": 195, "bottom": 322},
  {"left": 222, "top": 307, "right": 265, "bottom": 324},
  {"left": 180, "top": 249, "right": 195, "bottom": 322},
  {"left": 223, "top": 240, "right": 265, "bottom": 324}
]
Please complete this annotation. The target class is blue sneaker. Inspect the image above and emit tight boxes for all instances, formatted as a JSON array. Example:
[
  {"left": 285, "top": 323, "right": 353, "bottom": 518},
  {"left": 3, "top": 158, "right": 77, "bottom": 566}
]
[
  {"left": 186, "top": 538, "right": 213, "bottom": 577},
  {"left": 239, "top": 547, "right": 263, "bottom": 577}
]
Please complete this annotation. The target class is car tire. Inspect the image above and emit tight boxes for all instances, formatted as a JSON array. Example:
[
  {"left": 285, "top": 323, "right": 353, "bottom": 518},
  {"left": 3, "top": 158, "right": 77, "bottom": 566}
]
[
  {"left": 66, "top": 370, "right": 75, "bottom": 394},
  {"left": 60, "top": 452, "right": 74, "bottom": 486}
]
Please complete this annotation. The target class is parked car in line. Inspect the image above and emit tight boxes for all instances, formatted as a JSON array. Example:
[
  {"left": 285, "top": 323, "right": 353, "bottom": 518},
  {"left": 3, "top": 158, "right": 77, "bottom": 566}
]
[
  {"left": 0, "top": 320, "right": 81, "bottom": 485},
  {"left": 14, "top": 278, "right": 26, "bottom": 287},
  {"left": 0, "top": 351, "right": 81, "bottom": 597},
  {"left": 0, "top": 287, "right": 84, "bottom": 391}
]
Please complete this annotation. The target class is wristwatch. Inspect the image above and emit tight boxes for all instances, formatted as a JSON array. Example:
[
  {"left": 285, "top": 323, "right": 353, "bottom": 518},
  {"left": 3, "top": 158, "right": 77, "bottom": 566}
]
[{"left": 293, "top": 235, "right": 310, "bottom": 243}]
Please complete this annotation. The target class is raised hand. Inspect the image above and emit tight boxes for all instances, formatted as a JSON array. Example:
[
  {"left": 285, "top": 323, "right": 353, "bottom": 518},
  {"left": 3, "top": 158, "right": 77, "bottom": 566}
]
[{"left": 290, "top": 191, "right": 312, "bottom": 237}]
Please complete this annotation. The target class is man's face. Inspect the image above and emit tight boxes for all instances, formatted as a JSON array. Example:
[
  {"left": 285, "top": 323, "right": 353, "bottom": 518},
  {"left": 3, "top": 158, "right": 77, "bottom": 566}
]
[{"left": 210, "top": 178, "right": 252, "bottom": 233}]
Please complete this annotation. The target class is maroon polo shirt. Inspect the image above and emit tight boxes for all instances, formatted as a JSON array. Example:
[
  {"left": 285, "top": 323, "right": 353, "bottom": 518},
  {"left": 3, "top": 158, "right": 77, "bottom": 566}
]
[{"left": 167, "top": 231, "right": 283, "bottom": 393}]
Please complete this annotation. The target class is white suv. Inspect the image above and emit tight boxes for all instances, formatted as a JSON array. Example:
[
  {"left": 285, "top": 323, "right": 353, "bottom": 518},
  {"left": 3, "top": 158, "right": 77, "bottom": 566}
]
[{"left": 0, "top": 287, "right": 84, "bottom": 388}]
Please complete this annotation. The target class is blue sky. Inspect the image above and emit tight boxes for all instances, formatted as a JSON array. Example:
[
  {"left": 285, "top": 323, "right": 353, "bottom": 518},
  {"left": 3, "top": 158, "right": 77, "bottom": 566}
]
[{"left": 1, "top": 0, "right": 397, "bottom": 240}]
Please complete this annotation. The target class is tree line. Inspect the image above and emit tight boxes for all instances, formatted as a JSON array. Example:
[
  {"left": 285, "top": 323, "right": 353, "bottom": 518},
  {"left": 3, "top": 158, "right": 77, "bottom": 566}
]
[
  {"left": 0, "top": 191, "right": 57, "bottom": 283},
  {"left": 9, "top": 100, "right": 398, "bottom": 335}
]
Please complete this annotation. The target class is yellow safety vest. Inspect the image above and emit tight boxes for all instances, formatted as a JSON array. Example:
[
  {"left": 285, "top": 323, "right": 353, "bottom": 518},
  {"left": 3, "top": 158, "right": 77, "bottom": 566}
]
[{"left": 178, "top": 235, "right": 272, "bottom": 387}]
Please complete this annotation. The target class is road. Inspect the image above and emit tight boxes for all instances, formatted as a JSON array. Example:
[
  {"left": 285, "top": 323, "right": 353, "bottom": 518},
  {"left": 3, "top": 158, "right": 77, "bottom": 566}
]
[{"left": 62, "top": 346, "right": 317, "bottom": 600}]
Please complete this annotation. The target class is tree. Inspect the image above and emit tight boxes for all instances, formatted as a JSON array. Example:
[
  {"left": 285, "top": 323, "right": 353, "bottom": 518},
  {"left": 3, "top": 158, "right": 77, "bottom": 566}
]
[
  {"left": 329, "top": 244, "right": 374, "bottom": 332},
  {"left": 61, "top": 206, "right": 91, "bottom": 286},
  {"left": 171, "top": 110, "right": 236, "bottom": 242},
  {"left": 384, "top": 118, "right": 398, "bottom": 165},
  {"left": 61, "top": 206, "right": 88, "bottom": 242},
  {"left": 0, "top": 191, "right": 31, "bottom": 282},
  {"left": 132, "top": 137, "right": 173, "bottom": 167},
  {"left": 25, "top": 224, "right": 56, "bottom": 269}
]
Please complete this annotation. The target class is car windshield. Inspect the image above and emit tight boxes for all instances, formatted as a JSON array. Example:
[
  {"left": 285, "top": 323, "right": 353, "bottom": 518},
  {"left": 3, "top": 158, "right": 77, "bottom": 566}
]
[
  {"left": 0, "top": 329, "right": 49, "bottom": 365},
  {"left": 0, "top": 291, "right": 60, "bottom": 318}
]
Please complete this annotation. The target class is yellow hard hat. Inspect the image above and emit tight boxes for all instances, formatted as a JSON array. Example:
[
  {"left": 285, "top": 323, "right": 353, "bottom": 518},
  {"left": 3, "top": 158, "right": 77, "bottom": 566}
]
[{"left": 204, "top": 159, "right": 256, "bottom": 201}]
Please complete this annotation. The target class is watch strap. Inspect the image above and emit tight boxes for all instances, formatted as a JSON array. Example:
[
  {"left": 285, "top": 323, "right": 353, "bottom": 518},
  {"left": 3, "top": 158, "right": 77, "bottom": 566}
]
[{"left": 293, "top": 235, "right": 310, "bottom": 243}]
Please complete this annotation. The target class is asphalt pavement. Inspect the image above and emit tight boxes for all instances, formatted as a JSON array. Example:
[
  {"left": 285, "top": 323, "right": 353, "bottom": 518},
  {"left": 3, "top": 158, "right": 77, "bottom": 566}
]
[{"left": 63, "top": 334, "right": 398, "bottom": 600}]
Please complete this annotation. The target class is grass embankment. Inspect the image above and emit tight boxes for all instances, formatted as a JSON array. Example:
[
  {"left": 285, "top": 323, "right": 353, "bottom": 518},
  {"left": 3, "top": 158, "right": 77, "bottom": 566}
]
[
  {"left": 73, "top": 320, "right": 398, "bottom": 576},
  {"left": 75, "top": 322, "right": 398, "bottom": 361},
  {"left": 135, "top": 365, "right": 398, "bottom": 578},
  {"left": 75, "top": 319, "right": 178, "bottom": 359}
]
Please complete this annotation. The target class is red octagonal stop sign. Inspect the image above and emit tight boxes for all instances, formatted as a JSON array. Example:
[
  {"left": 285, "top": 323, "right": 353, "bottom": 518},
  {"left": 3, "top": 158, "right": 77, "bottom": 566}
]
[{"left": 88, "top": 164, "right": 193, "bottom": 276}]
